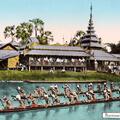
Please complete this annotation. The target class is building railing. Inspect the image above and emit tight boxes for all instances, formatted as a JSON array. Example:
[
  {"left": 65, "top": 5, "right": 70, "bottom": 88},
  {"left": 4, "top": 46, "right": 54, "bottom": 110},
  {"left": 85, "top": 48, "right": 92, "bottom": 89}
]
[{"left": 29, "top": 61, "right": 86, "bottom": 67}]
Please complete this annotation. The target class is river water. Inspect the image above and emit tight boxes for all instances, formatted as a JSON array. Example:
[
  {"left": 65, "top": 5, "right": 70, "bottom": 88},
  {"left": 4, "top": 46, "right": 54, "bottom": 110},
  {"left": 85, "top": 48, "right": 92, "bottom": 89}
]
[{"left": 0, "top": 82, "right": 120, "bottom": 120}]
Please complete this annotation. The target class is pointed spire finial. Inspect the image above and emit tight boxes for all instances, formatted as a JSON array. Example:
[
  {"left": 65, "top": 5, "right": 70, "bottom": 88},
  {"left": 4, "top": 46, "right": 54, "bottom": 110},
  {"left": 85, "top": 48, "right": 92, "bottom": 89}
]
[{"left": 90, "top": 3, "right": 92, "bottom": 19}]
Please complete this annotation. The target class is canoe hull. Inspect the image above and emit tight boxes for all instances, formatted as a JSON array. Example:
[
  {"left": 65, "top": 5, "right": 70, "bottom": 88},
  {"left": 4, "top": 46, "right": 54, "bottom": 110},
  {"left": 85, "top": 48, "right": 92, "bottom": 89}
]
[{"left": 0, "top": 97, "right": 120, "bottom": 113}]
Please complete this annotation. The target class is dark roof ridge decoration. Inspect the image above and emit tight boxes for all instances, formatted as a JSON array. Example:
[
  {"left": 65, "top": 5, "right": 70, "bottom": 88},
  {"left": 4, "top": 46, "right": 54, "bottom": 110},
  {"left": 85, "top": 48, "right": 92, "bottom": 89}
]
[
  {"left": 81, "top": 4, "right": 102, "bottom": 49},
  {"left": 31, "top": 45, "right": 85, "bottom": 52},
  {"left": 0, "top": 43, "right": 18, "bottom": 51}
]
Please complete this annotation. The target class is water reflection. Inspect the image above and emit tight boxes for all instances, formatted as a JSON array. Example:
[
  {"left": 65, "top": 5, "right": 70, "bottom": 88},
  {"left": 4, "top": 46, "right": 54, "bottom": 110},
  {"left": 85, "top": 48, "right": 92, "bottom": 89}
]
[
  {"left": 53, "top": 107, "right": 60, "bottom": 114},
  {"left": 87, "top": 104, "right": 96, "bottom": 112},
  {"left": 2, "top": 110, "right": 38, "bottom": 120},
  {"left": 68, "top": 106, "right": 74, "bottom": 113},
  {"left": 103, "top": 102, "right": 113, "bottom": 111},
  {"left": 44, "top": 110, "right": 50, "bottom": 119},
  {"left": 74, "top": 106, "right": 79, "bottom": 112}
]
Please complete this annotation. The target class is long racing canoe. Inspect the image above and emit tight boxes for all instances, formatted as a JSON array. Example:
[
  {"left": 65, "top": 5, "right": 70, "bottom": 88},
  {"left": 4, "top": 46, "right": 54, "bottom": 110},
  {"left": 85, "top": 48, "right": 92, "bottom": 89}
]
[{"left": 0, "top": 97, "right": 120, "bottom": 113}]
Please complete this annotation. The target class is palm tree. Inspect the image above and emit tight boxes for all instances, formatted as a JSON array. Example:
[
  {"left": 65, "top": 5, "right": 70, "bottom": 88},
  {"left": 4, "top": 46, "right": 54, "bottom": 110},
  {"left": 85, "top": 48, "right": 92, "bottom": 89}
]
[
  {"left": 4, "top": 18, "right": 53, "bottom": 45},
  {"left": 4, "top": 25, "right": 15, "bottom": 40},
  {"left": 29, "top": 18, "right": 54, "bottom": 45},
  {"left": 29, "top": 18, "right": 44, "bottom": 37}
]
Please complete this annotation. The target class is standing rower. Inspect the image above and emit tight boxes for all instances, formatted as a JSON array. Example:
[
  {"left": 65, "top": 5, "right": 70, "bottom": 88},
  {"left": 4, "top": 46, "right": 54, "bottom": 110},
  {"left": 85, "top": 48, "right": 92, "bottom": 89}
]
[
  {"left": 103, "top": 87, "right": 110, "bottom": 100},
  {"left": 110, "top": 82, "right": 115, "bottom": 91},
  {"left": 103, "top": 82, "right": 107, "bottom": 89},
  {"left": 76, "top": 84, "right": 82, "bottom": 94},
  {"left": 17, "top": 86, "right": 25, "bottom": 94},
  {"left": 107, "top": 89, "right": 112, "bottom": 99},
  {"left": 16, "top": 86, "right": 27, "bottom": 99},
  {"left": 97, "top": 83, "right": 101, "bottom": 92},
  {"left": 54, "top": 84, "right": 59, "bottom": 95}
]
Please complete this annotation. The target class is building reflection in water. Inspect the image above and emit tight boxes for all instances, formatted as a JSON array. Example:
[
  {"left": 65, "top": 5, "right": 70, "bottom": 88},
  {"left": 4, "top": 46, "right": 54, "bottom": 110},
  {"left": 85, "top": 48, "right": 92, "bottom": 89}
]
[
  {"left": 103, "top": 102, "right": 113, "bottom": 111},
  {"left": 0, "top": 102, "right": 115, "bottom": 120},
  {"left": 45, "top": 110, "right": 50, "bottom": 118},
  {"left": 87, "top": 104, "right": 96, "bottom": 112},
  {"left": 68, "top": 106, "right": 74, "bottom": 113}
]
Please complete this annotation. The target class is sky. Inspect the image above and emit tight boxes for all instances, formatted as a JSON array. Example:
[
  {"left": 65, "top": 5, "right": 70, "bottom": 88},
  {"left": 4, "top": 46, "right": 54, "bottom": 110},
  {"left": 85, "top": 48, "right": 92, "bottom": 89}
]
[{"left": 0, "top": 0, "right": 120, "bottom": 44}]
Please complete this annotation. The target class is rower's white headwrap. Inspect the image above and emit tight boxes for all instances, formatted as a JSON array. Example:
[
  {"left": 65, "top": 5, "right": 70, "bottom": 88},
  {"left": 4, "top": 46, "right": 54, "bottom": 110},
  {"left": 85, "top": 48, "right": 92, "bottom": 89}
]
[{"left": 16, "top": 95, "right": 21, "bottom": 100}]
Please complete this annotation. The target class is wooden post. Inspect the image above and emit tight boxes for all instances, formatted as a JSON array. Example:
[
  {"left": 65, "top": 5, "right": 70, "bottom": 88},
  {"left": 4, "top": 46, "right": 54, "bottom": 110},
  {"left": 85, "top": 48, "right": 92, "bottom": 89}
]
[
  {"left": 41, "top": 66, "right": 43, "bottom": 71},
  {"left": 53, "top": 67, "right": 55, "bottom": 71},
  {"left": 74, "top": 67, "right": 76, "bottom": 72},
  {"left": 28, "top": 57, "right": 31, "bottom": 71},
  {"left": 28, "top": 66, "right": 31, "bottom": 71}
]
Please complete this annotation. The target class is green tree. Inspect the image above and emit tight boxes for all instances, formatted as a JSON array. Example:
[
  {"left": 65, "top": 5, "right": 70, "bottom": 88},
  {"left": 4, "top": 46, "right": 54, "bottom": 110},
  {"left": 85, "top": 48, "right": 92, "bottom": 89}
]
[
  {"left": 4, "top": 18, "right": 53, "bottom": 45},
  {"left": 29, "top": 18, "right": 44, "bottom": 37},
  {"left": 16, "top": 22, "right": 33, "bottom": 45},
  {"left": 37, "top": 31, "right": 53, "bottom": 45},
  {"left": 29, "top": 18, "right": 53, "bottom": 45},
  {"left": 4, "top": 25, "right": 15, "bottom": 40},
  {"left": 106, "top": 41, "right": 120, "bottom": 54},
  {"left": 69, "top": 30, "right": 85, "bottom": 46}
]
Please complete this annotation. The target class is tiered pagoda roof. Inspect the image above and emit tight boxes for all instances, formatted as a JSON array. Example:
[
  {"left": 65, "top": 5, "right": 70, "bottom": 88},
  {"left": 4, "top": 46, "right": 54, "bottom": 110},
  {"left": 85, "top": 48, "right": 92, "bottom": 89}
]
[{"left": 81, "top": 4, "right": 102, "bottom": 49}]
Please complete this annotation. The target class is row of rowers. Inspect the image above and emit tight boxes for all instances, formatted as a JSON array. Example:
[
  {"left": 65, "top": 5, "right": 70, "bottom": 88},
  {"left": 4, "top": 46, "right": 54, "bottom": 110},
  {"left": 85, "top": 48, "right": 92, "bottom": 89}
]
[{"left": 0, "top": 82, "right": 119, "bottom": 109}]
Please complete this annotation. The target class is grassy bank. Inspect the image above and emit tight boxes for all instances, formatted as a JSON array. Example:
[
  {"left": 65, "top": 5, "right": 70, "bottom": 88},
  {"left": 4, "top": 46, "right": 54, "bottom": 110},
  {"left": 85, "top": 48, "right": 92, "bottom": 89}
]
[{"left": 0, "top": 70, "right": 119, "bottom": 82}]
